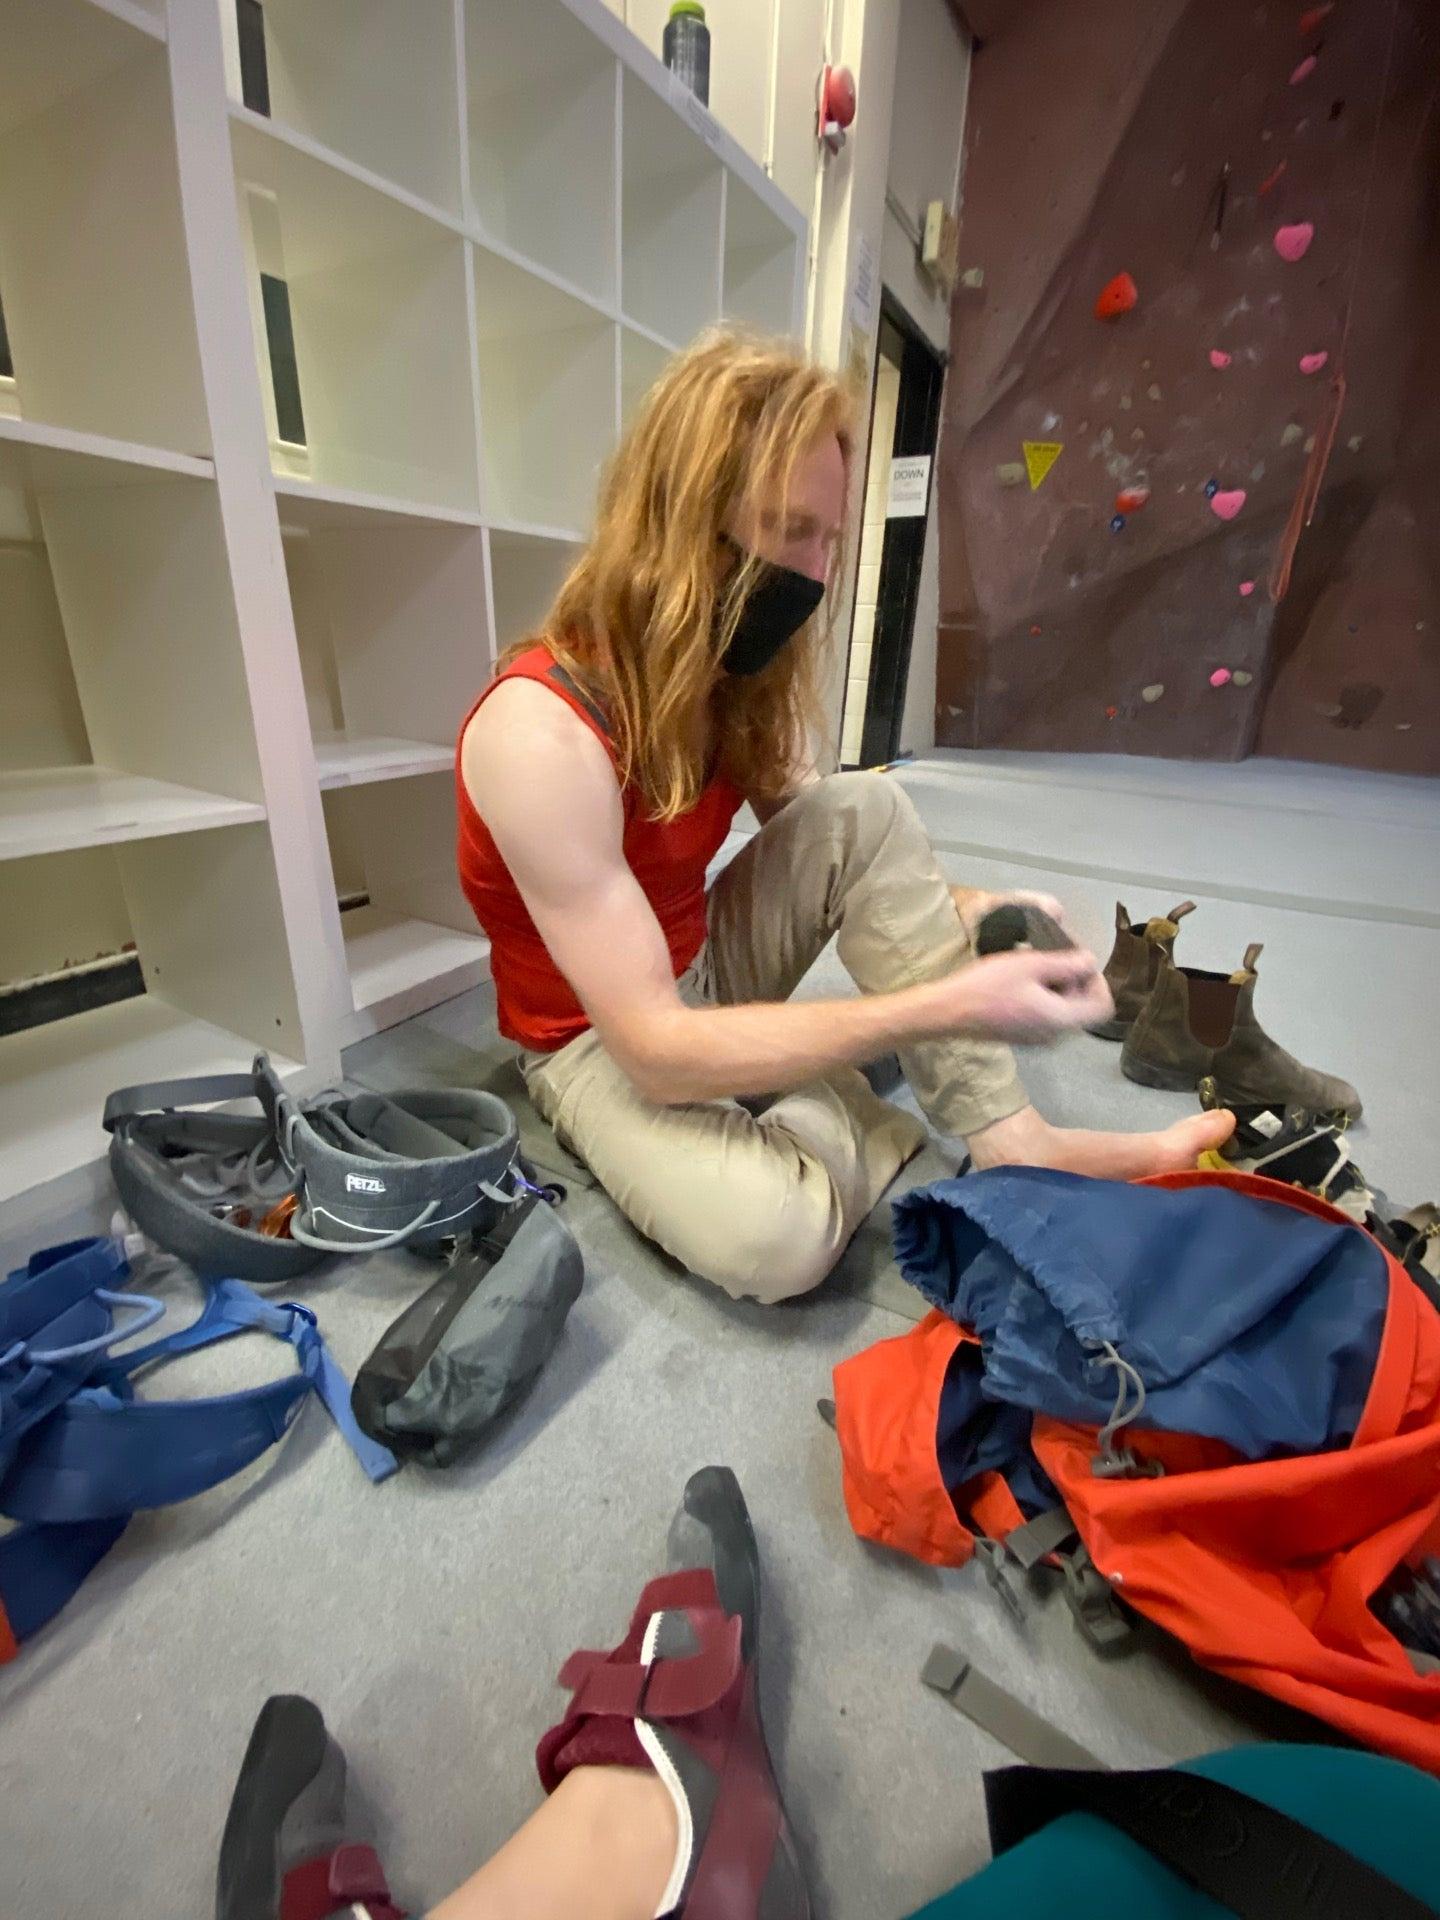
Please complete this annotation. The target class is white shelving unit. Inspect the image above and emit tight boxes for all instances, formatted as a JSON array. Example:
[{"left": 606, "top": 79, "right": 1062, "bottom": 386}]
[
  {"left": 621, "top": 67, "right": 724, "bottom": 348},
  {"left": 0, "top": 0, "right": 806, "bottom": 1225}
]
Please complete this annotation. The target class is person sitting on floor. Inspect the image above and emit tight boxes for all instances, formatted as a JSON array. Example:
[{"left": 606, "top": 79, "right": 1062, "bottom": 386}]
[{"left": 457, "top": 332, "right": 1233, "bottom": 1305}]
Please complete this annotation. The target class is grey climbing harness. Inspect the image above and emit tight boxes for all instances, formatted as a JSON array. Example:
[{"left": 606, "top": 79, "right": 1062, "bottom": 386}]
[{"left": 105, "top": 1054, "right": 524, "bottom": 1279}]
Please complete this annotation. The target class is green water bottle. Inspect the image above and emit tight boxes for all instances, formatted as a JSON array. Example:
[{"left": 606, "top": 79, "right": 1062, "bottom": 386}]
[{"left": 663, "top": 0, "right": 710, "bottom": 107}]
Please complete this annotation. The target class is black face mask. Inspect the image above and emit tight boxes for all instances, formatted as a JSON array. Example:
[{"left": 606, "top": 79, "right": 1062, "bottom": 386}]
[{"left": 719, "top": 536, "right": 826, "bottom": 677}]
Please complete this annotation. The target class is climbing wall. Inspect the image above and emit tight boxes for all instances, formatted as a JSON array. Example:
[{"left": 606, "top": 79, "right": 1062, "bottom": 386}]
[{"left": 936, "top": 0, "right": 1440, "bottom": 773}]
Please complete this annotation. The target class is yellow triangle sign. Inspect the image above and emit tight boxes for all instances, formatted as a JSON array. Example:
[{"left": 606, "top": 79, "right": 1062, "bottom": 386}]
[{"left": 1023, "top": 440, "right": 1063, "bottom": 491}]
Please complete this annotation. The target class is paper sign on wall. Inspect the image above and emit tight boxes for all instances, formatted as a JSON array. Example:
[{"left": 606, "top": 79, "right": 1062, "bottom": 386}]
[
  {"left": 1023, "top": 440, "right": 1063, "bottom": 490},
  {"left": 887, "top": 454, "right": 932, "bottom": 518}
]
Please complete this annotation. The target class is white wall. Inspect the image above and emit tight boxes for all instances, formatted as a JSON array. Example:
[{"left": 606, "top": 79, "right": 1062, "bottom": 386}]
[
  {"left": 881, "top": 0, "right": 970, "bottom": 357},
  {"left": 886, "top": 0, "right": 970, "bottom": 754}
]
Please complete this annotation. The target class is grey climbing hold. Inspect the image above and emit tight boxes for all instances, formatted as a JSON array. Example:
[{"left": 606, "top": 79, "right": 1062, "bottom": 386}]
[
  {"left": 1141, "top": 683, "right": 1165, "bottom": 703},
  {"left": 960, "top": 266, "right": 985, "bottom": 290},
  {"left": 1147, "top": 384, "right": 1163, "bottom": 401},
  {"left": 997, "top": 462, "right": 1027, "bottom": 487},
  {"left": 1119, "top": 394, "right": 1133, "bottom": 410},
  {"left": 1347, "top": 434, "right": 1364, "bottom": 452},
  {"left": 1281, "top": 422, "right": 1304, "bottom": 448},
  {"left": 1232, "top": 670, "right": 1254, "bottom": 687}
]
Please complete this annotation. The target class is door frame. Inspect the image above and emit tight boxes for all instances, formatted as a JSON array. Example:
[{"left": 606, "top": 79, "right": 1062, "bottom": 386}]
[{"left": 854, "top": 293, "right": 946, "bottom": 768}]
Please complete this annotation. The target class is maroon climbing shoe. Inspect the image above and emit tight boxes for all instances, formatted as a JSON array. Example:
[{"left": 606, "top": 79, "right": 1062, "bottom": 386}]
[
  {"left": 537, "top": 1465, "right": 810, "bottom": 1919},
  {"left": 217, "top": 1695, "right": 404, "bottom": 1920}
]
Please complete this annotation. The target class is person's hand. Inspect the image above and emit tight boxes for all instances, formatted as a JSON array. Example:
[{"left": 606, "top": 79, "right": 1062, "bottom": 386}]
[{"left": 930, "top": 949, "right": 1113, "bottom": 1044}]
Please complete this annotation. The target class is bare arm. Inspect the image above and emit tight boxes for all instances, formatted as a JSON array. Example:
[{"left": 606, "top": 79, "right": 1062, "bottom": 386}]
[{"left": 462, "top": 683, "right": 1109, "bottom": 1107}]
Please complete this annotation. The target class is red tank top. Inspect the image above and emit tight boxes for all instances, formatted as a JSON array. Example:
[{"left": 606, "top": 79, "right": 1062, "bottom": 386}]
[{"left": 456, "top": 646, "right": 743, "bottom": 1052}]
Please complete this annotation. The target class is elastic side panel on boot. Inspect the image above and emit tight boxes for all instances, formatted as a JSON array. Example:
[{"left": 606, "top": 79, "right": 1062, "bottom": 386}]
[{"left": 1183, "top": 971, "right": 1240, "bottom": 1051}]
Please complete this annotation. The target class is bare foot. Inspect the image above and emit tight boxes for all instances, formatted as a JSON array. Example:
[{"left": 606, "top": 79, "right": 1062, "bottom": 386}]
[
  {"left": 967, "top": 1102, "right": 1235, "bottom": 1178},
  {"left": 951, "top": 884, "right": 1066, "bottom": 941}
]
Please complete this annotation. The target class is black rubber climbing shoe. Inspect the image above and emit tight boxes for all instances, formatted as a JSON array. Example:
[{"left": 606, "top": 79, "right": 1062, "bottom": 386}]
[{"left": 217, "top": 1694, "right": 403, "bottom": 1920}]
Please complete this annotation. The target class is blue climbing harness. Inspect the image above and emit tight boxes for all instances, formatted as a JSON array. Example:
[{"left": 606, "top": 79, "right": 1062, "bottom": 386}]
[{"left": 0, "top": 1236, "right": 395, "bottom": 1658}]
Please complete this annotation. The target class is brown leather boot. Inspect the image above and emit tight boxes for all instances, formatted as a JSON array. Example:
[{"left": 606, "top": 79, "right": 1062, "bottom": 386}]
[
  {"left": 1121, "top": 943, "right": 1362, "bottom": 1119},
  {"left": 1089, "top": 900, "right": 1196, "bottom": 1040}
]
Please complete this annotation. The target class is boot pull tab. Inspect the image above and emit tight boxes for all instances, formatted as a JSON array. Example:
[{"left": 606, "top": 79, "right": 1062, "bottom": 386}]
[
  {"left": 1169, "top": 900, "right": 1197, "bottom": 923},
  {"left": 1229, "top": 941, "right": 1264, "bottom": 984},
  {"left": 1115, "top": 901, "right": 1131, "bottom": 932}
]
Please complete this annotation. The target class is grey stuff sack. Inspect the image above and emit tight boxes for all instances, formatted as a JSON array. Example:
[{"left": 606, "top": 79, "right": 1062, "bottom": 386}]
[{"left": 350, "top": 1191, "right": 584, "bottom": 1468}]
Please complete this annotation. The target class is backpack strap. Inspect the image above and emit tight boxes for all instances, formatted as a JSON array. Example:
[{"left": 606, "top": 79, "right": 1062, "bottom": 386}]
[{"left": 985, "top": 1765, "right": 1440, "bottom": 1919}]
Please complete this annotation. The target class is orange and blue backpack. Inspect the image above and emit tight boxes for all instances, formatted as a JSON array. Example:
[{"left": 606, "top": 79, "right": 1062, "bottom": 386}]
[{"left": 833, "top": 1168, "right": 1440, "bottom": 1773}]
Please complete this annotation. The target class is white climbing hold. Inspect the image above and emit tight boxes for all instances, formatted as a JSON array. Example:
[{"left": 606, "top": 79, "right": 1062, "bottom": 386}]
[{"left": 1142, "top": 683, "right": 1165, "bottom": 703}]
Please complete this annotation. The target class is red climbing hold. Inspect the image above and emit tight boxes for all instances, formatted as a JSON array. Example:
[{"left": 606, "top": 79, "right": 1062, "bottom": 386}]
[
  {"left": 1209, "top": 349, "right": 1233, "bottom": 370},
  {"left": 1030, "top": 624, "right": 1043, "bottom": 636},
  {"left": 1258, "top": 160, "right": 1288, "bottom": 197},
  {"left": 1210, "top": 489, "right": 1247, "bottom": 521},
  {"left": 1299, "top": 4, "right": 1333, "bottom": 34},
  {"left": 1115, "top": 486, "right": 1151, "bottom": 513},
  {"left": 1290, "top": 54, "right": 1318, "bottom": 85},
  {"left": 1095, "top": 272, "right": 1139, "bottom": 320},
  {"left": 1105, "top": 705, "right": 1119, "bottom": 719},
  {"left": 1299, "top": 350, "right": 1329, "bottom": 375},
  {"left": 1239, "top": 580, "right": 1256, "bottom": 597}
]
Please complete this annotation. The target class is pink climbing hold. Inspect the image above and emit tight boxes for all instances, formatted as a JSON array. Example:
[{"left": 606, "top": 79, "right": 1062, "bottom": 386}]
[
  {"left": 1210, "top": 669, "right": 1233, "bottom": 688},
  {"left": 1209, "top": 349, "right": 1233, "bottom": 370},
  {"left": 1274, "top": 222, "right": 1315, "bottom": 262},
  {"left": 1210, "top": 489, "right": 1247, "bottom": 521},
  {"left": 1239, "top": 580, "right": 1256, "bottom": 597},
  {"left": 1290, "top": 54, "right": 1318, "bottom": 84},
  {"left": 1299, "top": 350, "right": 1329, "bottom": 375}
]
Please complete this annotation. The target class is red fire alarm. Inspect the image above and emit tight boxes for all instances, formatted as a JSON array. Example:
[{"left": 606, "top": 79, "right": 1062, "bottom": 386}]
[{"left": 818, "top": 64, "right": 857, "bottom": 154}]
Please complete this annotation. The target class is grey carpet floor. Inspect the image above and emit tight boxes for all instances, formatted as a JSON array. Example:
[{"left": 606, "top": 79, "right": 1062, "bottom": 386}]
[{"left": 2, "top": 752, "right": 1435, "bottom": 1918}]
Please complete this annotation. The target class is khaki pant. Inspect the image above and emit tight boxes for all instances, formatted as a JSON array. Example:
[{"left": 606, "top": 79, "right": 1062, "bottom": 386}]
[{"left": 522, "top": 771, "right": 1027, "bottom": 1304}]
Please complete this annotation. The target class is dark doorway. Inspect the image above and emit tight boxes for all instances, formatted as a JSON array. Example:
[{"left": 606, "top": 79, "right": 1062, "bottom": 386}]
[{"left": 843, "top": 297, "right": 945, "bottom": 768}]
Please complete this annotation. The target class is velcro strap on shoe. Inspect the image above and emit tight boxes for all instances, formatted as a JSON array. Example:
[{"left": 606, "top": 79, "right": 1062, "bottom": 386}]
[
  {"left": 631, "top": 1566, "right": 723, "bottom": 1618},
  {"left": 561, "top": 1612, "right": 742, "bottom": 1722},
  {"left": 280, "top": 1844, "right": 405, "bottom": 1920}
]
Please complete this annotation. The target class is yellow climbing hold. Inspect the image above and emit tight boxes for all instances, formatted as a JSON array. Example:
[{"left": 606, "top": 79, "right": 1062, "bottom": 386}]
[{"left": 1023, "top": 440, "right": 1063, "bottom": 490}]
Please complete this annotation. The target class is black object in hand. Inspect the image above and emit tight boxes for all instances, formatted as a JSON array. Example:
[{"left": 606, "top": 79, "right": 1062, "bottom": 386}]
[{"left": 975, "top": 903, "right": 1076, "bottom": 957}]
